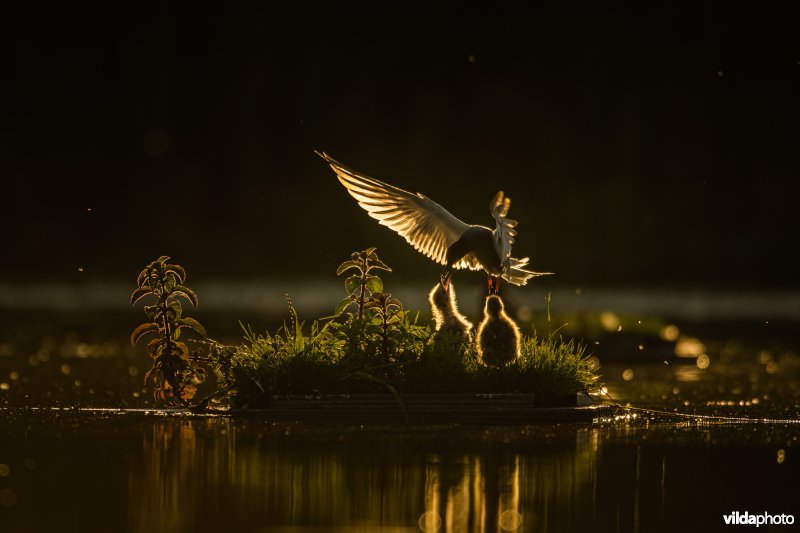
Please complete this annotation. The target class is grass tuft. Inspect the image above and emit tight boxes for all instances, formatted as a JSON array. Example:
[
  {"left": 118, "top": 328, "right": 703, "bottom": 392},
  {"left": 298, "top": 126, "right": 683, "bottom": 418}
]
[{"left": 218, "top": 315, "right": 599, "bottom": 408}]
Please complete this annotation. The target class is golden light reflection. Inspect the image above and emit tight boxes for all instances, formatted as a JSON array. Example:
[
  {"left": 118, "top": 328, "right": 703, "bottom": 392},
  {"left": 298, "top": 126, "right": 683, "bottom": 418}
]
[
  {"left": 675, "top": 336, "right": 706, "bottom": 358},
  {"left": 499, "top": 509, "right": 523, "bottom": 530},
  {"left": 129, "top": 421, "right": 600, "bottom": 532},
  {"left": 600, "top": 311, "right": 620, "bottom": 332},
  {"left": 696, "top": 354, "right": 710, "bottom": 369},
  {"left": 418, "top": 511, "right": 442, "bottom": 532},
  {"left": 674, "top": 366, "right": 702, "bottom": 382},
  {"left": 497, "top": 457, "right": 521, "bottom": 531},
  {"left": 659, "top": 324, "right": 680, "bottom": 342},
  {"left": 59, "top": 341, "right": 118, "bottom": 359}
]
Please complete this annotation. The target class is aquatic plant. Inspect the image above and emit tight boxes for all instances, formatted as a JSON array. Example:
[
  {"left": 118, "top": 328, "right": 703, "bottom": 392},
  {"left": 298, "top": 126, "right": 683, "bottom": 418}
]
[
  {"left": 364, "top": 292, "right": 403, "bottom": 359},
  {"left": 335, "top": 247, "right": 391, "bottom": 319},
  {"left": 130, "top": 256, "right": 207, "bottom": 405}
]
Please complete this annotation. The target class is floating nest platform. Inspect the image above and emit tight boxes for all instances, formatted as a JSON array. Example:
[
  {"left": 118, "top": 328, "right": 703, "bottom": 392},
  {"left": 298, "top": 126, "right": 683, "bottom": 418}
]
[
  {"left": 251, "top": 393, "right": 616, "bottom": 424},
  {"left": 1, "top": 394, "right": 617, "bottom": 424}
]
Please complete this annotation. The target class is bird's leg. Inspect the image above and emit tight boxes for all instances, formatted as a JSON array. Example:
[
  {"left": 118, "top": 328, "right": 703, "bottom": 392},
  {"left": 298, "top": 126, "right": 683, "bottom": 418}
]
[
  {"left": 487, "top": 276, "right": 501, "bottom": 295},
  {"left": 492, "top": 276, "right": 502, "bottom": 295}
]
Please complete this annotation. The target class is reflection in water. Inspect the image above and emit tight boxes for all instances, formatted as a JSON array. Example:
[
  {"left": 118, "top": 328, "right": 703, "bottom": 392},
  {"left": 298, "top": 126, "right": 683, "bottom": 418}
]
[
  {"left": 128, "top": 420, "right": 599, "bottom": 532},
  {"left": 2, "top": 413, "right": 799, "bottom": 532}
]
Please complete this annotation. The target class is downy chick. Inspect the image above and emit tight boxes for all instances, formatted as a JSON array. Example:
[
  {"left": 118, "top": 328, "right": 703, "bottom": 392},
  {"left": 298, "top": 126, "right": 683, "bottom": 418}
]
[
  {"left": 429, "top": 282, "right": 472, "bottom": 341},
  {"left": 476, "top": 295, "right": 520, "bottom": 366}
]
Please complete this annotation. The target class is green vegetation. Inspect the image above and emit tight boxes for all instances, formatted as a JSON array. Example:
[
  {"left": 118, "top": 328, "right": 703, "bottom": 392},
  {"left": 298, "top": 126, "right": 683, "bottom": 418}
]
[
  {"left": 130, "top": 256, "right": 207, "bottom": 405},
  {"left": 131, "top": 250, "right": 599, "bottom": 410}
]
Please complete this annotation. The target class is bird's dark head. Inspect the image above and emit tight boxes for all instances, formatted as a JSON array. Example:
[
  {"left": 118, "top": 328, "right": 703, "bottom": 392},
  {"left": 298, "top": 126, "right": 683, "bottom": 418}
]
[{"left": 484, "top": 295, "right": 504, "bottom": 317}]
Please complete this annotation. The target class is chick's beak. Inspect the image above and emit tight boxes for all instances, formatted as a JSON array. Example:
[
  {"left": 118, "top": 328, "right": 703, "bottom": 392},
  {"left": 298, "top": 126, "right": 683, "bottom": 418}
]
[{"left": 440, "top": 270, "right": 452, "bottom": 292}]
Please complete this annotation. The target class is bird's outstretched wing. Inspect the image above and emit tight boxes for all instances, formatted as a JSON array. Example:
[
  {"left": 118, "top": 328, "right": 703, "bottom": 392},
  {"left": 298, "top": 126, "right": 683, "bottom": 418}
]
[
  {"left": 490, "top": 191, "right": 516, "bottom": 265},
  {"left": 318, "top": 151, "right": 475, "bottom": 268},
  {"left": 490, "top": 191, "right": 553, "bottom": 285}
]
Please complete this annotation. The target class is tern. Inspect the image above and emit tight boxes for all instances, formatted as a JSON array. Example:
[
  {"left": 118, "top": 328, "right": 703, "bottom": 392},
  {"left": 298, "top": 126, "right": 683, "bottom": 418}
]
[{"left": 317, "top": 151, "right": 552, "bottom": 293}]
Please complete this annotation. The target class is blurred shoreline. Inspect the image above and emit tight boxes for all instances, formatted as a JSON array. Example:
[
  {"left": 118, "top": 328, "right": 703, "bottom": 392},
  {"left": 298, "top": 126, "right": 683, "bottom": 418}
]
[{"left": 0, "top": 282, "right": 798, "bottom": 320}]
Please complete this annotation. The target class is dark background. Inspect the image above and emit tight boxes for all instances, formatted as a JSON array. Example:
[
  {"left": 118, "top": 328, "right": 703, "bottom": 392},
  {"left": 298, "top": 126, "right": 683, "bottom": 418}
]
[{"left": 4, "top": 3, "right": 799, "bottom": 288}]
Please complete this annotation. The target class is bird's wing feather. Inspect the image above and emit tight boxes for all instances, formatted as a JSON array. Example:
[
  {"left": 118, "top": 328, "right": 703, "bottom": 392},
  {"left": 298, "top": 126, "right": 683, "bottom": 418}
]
[
  {"left": 490, "top": 191, "right": 517, "bottom": 268},
  {"left": 318, "top": 151, "right": 470, "bottom": 266},
  {"left": 457, "top": 253, "right": 482, "bottom": 271}
]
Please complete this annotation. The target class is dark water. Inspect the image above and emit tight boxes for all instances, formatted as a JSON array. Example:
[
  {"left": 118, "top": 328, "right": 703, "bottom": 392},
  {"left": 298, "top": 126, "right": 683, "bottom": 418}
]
[
  {"left": 1, "top": 312, "right": 799, "bottom": 532},
  {"left": 1, "top": 411, "right": 798, "bottom": 532}
]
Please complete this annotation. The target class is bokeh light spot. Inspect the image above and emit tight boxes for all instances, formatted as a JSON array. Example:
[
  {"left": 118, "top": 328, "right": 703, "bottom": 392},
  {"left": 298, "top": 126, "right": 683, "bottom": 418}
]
[
  {"left": 499, "top": 509, "right": 523, "bottom": 530},
  {"left": 418, "top": 511, "right": 442, "bottom": 531},
  {"left": 675, "top": 337, "right": 706, "bottom": 358},
  {"left": 659, "top": 324, "right": 680, "bottom": 341},
  {"left": 600, "top": 311, "right": 620, "bottom": 332}
]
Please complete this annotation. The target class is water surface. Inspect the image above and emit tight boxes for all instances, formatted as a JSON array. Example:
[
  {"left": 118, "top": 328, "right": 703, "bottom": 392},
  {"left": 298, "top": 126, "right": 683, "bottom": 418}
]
[{"left": 0, "top": 311, "right": 799, "bottom": 532}]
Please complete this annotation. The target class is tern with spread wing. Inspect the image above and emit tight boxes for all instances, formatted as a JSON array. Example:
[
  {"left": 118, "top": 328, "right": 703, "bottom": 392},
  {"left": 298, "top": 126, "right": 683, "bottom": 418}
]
[{"left": 316, "top": 151, "right": 552, "bottom": 293}]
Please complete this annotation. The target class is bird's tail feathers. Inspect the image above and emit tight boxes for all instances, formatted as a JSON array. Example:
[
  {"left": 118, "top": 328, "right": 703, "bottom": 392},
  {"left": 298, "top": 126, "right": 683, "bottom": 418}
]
[{"left": 502, "top": 257, "right": 553, "bottom": 286}]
